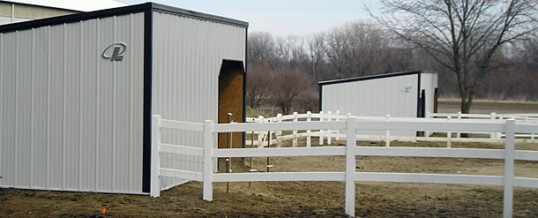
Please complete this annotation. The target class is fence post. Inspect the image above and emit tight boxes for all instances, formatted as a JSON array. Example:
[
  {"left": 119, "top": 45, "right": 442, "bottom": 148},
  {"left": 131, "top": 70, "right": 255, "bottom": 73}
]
[
  {"left": 327, "top": 111, "right": 332, "bottom": 145},
  {"left": 319, "top": 111, "right": 325, "bottom": 145},
  {"left": 447, "top": 116, "right": 452, "bottom": 148},
  {"left": 345, "top": 117, "right": 357, "bottom": 217},
  {"left": 150, "top": 115, "right": 161, "bottom": 197},
  {"left": 503, "top": 119, "right": 515, "bottom": 218},
  {"left": 306, "top": 111, "right": 312, "bottom": 147},
  {"left": 277, "top": 114, "right": 283, "bottom": 147},
  {"left": 385, "top": 114, "right": 391, "bottom": 147},
  {"left": 336, "top": 110, "right": 341, "bottom": 140},
  {"left": 425, "top": 111, "right": 431, "bottom": 138},
  {"left": 203, "top": 120, "right": 214, "bottom": 201},
  {"left": 456, "top": 112, "right": 462, "bottom": 138},
  {"left": 490, "top": 112, "right": 496, "bottom": 140},
  {"left": 257, "top": 116, "right": 264, "bottom": 148},
  {"left": 293, "top": 112, "right": 298, "bottom": 147}
]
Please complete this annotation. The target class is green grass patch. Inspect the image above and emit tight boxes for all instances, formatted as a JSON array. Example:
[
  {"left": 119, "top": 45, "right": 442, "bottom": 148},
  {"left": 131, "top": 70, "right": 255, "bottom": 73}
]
[{"left": 246, "top": 107, "right": 269, "bottom": 118}]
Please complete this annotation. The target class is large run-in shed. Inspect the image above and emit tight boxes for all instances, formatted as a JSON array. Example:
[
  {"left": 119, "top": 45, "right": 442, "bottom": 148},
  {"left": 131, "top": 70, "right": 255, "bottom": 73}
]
[
  {"left": 0, "top": 3, "right": 247, "bottom": 194},
  {"left": 319, "top": 71, "right": 438, "bottom": 136}
]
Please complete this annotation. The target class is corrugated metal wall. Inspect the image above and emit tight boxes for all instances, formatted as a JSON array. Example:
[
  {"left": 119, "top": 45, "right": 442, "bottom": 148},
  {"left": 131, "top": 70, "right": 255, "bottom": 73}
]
[
  {"left": 151, "top": 11, "right": 246, "bottom": 189},
  {"left": 420, "top": 72, "right": 438, "bottom": 114},
  {"left": 0, "top": 12, "right": 145, "bottom": 193},
  {"left": 321, "top": 74, "right": 419, "bottom": 136}
]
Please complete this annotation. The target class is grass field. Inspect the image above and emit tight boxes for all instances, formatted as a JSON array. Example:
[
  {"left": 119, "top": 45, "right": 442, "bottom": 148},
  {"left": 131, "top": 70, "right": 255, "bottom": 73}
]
[{"left": 0, "top": 100, "right": 537, "bottom": 217}]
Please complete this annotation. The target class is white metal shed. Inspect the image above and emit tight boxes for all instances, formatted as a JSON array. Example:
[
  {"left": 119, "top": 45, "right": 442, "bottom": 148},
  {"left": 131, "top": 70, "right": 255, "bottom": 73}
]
[
  {"left": 319, "top": 71, "right": 438, "bottom": 136},
  {"left": 0, "top": 3, "right": 247, "bottom": 195}
]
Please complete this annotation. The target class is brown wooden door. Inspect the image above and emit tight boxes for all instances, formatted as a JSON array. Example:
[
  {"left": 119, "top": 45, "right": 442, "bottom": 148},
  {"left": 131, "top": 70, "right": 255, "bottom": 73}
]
[{"left": 218, "top": 60, "right": 245, "bottom": 149}]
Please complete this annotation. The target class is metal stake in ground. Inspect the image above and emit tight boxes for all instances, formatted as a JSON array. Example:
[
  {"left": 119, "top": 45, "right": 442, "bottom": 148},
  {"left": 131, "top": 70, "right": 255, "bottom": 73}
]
[
  {"left": 226, "top": 113, "right": 233, "bottom": 194},
  {"left": 266, "top": 121, "right": 273, "bottom": 173}
]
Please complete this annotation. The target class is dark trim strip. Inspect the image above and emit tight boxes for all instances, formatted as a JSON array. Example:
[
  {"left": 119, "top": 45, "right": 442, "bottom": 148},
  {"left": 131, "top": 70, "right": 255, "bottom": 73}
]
[
  {"left": 141, "top": 8, "right": 153, "bottom": 194},
  {"left": 243, "top": 27, "right": 248, "bottom": 148},
  {"left": 0, "top": 2, "right": 248, "bottom": 34},
  {"left": 0, "top": 3, "right": 151, "bottom": 33},
  {"left": 318, "top": 71, "right": 422, "bottom": 86},
  {"left": 417, "top": 72, "right": 422, "bottom": 117}
]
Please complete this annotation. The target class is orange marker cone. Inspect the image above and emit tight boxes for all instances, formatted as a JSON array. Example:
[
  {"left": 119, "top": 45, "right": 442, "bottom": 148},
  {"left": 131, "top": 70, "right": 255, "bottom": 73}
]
[{"left": 102, "top": 207, "right": 107, "bottom": 215}]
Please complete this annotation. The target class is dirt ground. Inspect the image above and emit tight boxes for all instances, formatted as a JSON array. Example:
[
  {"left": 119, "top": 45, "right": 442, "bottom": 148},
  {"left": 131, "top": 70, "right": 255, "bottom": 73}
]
[{"left": 1, "top": 100, "right": 537, "bottom": 217}]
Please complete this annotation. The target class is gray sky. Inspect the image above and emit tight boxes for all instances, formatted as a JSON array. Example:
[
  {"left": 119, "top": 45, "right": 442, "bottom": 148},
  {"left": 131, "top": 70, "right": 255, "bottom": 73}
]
[{"left": 117, "top": 0, "right": 381, "bottom": 37}]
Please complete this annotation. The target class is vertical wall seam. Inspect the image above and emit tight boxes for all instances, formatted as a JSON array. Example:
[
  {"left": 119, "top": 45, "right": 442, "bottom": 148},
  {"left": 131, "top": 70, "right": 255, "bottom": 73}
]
[
  {"left": 30, "top": 29, "right": 36, "bottom": 188},
  {"left": 112, "top": 15, "right": 117, "bottom": 193},
  {"left": 78, "top": 21, "right": 84, "bottom": 190},
  {"left": 95, "top": 18, "right": 100, "bottom": 191},
  {"left": 128, "top": 13, "right": 134, "bottom": 192},
  {"left": 14, "top": 31, "right": 19, "bottom": 186},
  {"left": 62, "top": 24, "right": 67, "bottom": 189},
  {"left": 46, "top": 26, "right": 51, "bottom": 189}
]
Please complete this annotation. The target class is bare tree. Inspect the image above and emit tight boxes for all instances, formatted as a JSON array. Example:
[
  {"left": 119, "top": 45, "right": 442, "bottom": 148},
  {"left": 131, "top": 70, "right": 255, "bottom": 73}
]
[
  {"left": 324, "top": 22, "right": 399, "bottom": 78},
  {"left": 246, "top": 63, "right": 274, "bottom": 109},
  {"left": 371, "top": 0, "right": 538, "bottom": 113},
  {"left": 272, "top": 68, "right": 315, "bottom": 114},
  {"left": 307, "top": 33, "right": 326, "bottom": 80},
  {"left": 248, "top": 32, "right": 276, "bottom": 66}
]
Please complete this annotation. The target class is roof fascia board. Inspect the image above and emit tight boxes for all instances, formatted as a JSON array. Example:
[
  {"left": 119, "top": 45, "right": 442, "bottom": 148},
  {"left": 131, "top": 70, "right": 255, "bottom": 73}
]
[{"left": 318, "top": 71, "right": 423, "bottom": 86}]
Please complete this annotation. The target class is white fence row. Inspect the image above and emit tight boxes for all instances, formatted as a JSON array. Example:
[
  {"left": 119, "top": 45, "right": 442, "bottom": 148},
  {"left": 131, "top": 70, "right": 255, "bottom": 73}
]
[
  {"left": 245, "top": 111, "right": 538, "bottom": 148},
  {"left": 150, "top": 115, "right": 538, "bottom": 218}
]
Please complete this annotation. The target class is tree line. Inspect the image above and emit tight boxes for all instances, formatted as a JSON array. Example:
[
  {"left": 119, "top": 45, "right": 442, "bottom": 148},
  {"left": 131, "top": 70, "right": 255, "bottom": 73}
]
[{"left": 247, "top": 0, "right": 537, "bottom": 115}]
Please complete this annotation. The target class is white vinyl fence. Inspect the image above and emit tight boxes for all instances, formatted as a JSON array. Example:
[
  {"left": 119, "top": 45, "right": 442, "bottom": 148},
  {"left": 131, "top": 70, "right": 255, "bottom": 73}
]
[
  {"left": 150, "top": 115, "right": 538, "bottom": 218},
  {"left": 246, "top": 111, "right": 538, "bottom": 148}
]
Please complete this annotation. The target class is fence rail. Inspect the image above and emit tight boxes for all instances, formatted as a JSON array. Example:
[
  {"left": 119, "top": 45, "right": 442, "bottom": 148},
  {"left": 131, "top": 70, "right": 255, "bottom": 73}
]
[
  {"left": 150, "top": 115, "right": 538, "bottom": 218},
  {"left": 245, "top": 111, "right": 538, "bottom": 148}
]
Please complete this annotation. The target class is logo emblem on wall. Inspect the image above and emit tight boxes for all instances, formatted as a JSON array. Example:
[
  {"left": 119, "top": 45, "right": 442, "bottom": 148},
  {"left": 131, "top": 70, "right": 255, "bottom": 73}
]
[
  {"left": 400, "top": 86, "right": 412, "bottom": 93},
  {"left": 102, "top": 42, "right": 127, "bottom": 61}
]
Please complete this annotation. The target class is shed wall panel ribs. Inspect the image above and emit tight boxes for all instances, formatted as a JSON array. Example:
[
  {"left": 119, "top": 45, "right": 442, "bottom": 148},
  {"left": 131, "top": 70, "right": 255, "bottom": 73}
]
[
  {"left": 151, "top": 11, "right": 246, "bottom": 190},
  {"left": 321, "top": 74, "right": 418, "bottom": 136},
  {"left": 0, "top": 12, "right": 145, "bottom": 194}
]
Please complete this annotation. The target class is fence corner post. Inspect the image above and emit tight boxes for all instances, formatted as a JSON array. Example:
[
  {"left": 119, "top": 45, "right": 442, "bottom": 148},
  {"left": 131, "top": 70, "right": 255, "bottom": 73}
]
[
  {"left": 503, "top": 119, "right": 515, "bottom": 218},
  {"left": 345, "top": 117, "right": 356, "bottom": 217},
  {"left": 203, "top": 120, "right": 215, "bottom": 202},
  {"left": 150, "top": 115, "right": 161, "bottom": 197}
]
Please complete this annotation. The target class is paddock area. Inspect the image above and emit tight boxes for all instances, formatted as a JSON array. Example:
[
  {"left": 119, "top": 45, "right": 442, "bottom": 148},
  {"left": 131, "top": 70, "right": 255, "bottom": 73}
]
[{"left": 0, "top": 100, "right": 537, "bottom": 217}]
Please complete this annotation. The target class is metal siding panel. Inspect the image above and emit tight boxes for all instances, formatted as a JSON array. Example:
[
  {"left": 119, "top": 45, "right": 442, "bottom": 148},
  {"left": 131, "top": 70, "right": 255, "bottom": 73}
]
[
  {"left": 32, "top": 27, "right": 50, "bottom": 188},
  {"left": 0, "top": 13, "right": 145, "bottom": 194},
  {"left": 1, "top": 32, "right": 17, "bottom": 187},
  {"left": 64, "top": 23, "right": 82, "bottom": 190},
  {"left": 48, "top": 24, "right": 65, "bottom": 189},
  {"left": 152, "top": 12, "right": 246, "bottom": 189},
  {"left": 420, "top": 72, "right": 438, "bottom": 114},
  {"left": 17, "top": 30, "right": 32, "bottom": 187},
  {"left": 79, "top": 18, "right": 98, "bottom": 191},
  {"left": 321, "top": 74, "right": 418, "bottom": 136}
]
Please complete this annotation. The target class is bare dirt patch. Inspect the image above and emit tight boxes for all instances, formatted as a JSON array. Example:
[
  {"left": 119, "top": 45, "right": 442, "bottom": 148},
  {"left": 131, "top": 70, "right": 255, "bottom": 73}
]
[{"left": 1, "top": 140, "right": 537, "bottom": 217}]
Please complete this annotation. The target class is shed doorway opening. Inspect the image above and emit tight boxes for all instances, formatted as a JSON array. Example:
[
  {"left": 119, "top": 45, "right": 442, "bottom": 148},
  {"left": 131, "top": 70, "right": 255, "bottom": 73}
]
[{"left": 218, "top": 60, "right": 245, "bottom": 149}]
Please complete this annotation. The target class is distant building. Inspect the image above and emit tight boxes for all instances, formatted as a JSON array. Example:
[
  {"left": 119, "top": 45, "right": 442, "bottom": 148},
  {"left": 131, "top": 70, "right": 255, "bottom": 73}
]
[{"left": 0, "top": 0, "right": 125, "bottom": 25}]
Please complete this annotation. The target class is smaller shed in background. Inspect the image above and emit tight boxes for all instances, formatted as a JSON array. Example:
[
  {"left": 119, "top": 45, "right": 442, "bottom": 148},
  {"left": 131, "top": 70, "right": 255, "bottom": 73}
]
[{"left": 319, "top": 71, "right": 438, "bottom": 136}]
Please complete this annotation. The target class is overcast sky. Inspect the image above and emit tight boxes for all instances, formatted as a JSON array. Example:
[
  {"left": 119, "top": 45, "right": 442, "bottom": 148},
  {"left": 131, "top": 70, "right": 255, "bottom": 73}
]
[{"left": 117, "top": 0, "right": 381, "bottom": 37}]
